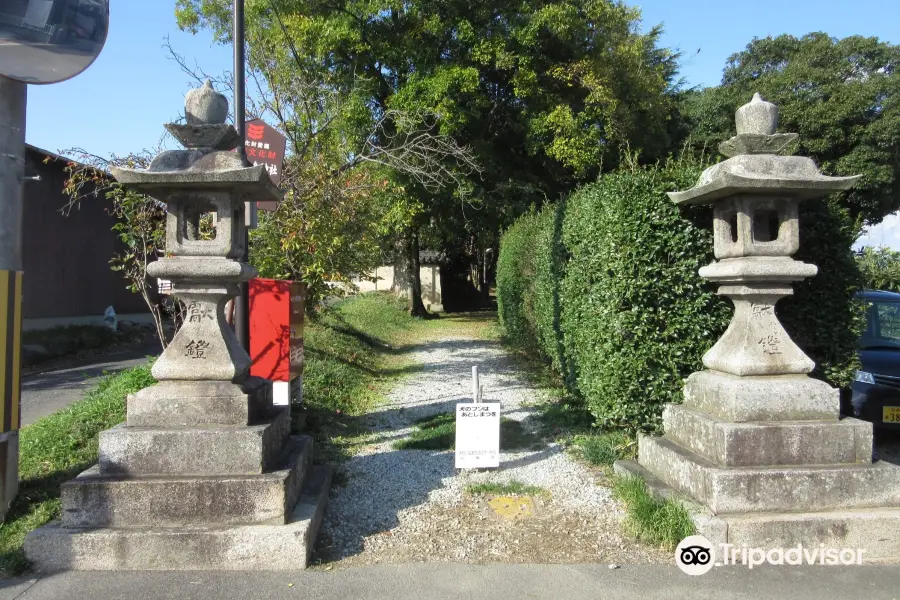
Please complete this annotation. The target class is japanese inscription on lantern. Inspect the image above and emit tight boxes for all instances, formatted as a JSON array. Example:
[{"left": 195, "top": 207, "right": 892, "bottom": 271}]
[
  {"left": 750, "top": 303, "right": 774, "bottom": 320},
  {"left": 184, "top": 340, "right": 210, "bottom": 359},
  {"left": 186, "top": 301, "right": 215, "bottom": 323},
  {"left": 455, "top": 403, "right": 501, "bottom": 469}
]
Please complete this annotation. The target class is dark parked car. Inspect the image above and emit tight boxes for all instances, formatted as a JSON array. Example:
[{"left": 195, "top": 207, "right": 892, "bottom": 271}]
[{"left": 849, "top": 289, "right": 900, "bottom": 429}]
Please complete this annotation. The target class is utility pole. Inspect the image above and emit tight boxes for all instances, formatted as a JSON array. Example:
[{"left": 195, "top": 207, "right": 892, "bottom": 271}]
[
  {"left": 0, "top": 75, "right": 26, "bottom": 520},
  {"left": 233, "top": 0, "right": 251, "bottom": 352},
  {"left": 0, "top": 0, "right": 109, "bottom": 520}
]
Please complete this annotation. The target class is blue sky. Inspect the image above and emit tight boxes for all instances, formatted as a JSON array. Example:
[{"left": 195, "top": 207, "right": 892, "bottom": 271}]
[
  {"left": 25, "top": 0, "right": 900, "bottom": 158},
  {"left": 21, "top": 0, "right": 900, "bottom": 246}
]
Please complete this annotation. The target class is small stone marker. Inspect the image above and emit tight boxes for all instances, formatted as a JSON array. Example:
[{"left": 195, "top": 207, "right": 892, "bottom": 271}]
[{"left": 455, "top": 365, "right": 500, "bottom": 469}]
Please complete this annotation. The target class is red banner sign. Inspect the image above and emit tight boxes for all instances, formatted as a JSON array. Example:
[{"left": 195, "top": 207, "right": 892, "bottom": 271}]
[{"left": 244, "top": 119, "right": 287, "bottom": 211}]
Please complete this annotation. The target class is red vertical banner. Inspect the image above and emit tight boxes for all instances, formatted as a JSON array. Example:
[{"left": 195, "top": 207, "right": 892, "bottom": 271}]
[{"left": 244, "top": 119, "right": 287, "bottom": 211}]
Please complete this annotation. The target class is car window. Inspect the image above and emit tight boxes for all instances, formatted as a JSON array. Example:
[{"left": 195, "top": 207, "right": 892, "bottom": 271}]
[{"left": 873, "top": 302, "right": 900, "bottom": 343}]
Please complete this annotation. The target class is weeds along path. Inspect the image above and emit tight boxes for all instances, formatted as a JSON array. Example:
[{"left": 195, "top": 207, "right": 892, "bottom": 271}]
[{"left": 314, "top": 312, "right": 668, "bottom": 567}]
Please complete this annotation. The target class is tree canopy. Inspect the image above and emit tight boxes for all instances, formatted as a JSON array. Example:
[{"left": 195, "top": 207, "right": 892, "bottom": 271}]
[{"left": 175, "top": 0, "right": 681, "bottom": 310}]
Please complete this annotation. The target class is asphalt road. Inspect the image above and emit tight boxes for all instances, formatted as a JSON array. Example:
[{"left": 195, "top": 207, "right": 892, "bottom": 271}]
[
  {"left": 20, "top": 341, "right": 160, "bottom": 426},
  {"left": 1, "top": 563, "right": 899, "bottom": 600}
]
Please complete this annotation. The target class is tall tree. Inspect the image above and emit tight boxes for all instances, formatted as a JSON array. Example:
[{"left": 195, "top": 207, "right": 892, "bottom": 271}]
[
  {"left": 176, "top": 0, "right": 679, "bottom": 314},
  {"left": 679, "top": 33, "right": 900, "bottom": 226}
]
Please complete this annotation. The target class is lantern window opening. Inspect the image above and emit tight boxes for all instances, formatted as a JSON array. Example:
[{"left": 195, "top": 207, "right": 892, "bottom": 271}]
[{"left": 752, "top": 208, "right": 782, "bottom": 244}]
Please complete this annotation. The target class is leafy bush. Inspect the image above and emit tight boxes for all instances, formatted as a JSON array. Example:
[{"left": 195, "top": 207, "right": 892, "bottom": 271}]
[
  {"left": 856, "top": 246, "right": 900, "bottom": 293},
  {"left": 560, "top": 160, "right": 729, "bottom": 430},
  {"left": 496, "top": 210, "right": 544, "bottom": 349},
  {"left": 497, "top": 157, "right": 865, "bottom": 431}
]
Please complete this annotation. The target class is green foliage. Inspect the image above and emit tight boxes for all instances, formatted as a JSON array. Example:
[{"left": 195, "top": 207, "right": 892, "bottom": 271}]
[
  {"left": 496, "top": 210, "right": 546, "bottom": 351},
  {"left": 560, "top": 160, "right": 727, "bottom": 431},
  {"left": 856, "top": 246, "right": 900, "bottom": 293},
  {"left": 0, "top": 364, "right": 156, "bottom": 575},
  {"left": 466, "top": 481, "right": 549, "bottom": 497},
  {"left": 570, "top": 432, "right": 636, "bottom": 468},
  {"left": 679, "top": 33, "right": 900, "bottom": 225},
  {"left": 177, "top": 0, "right": 681, "bottom": 306},
  {"left": 612, "top": 475, "right": 695, "bottom": 551},
  {"left": 249, "top": 171, "right": 398, "bottom": 306},
  {"left": 498, "top": 157, "right": 865, "bottom": 431}
]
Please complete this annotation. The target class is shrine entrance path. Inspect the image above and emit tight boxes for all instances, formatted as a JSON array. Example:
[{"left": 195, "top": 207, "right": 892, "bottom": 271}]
[{"left": 312, "top": 311, "right": 668, "bottom": 568}]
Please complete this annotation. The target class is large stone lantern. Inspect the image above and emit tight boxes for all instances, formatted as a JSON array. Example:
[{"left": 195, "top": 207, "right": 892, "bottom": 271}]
[
  {"left": 24, "top": 82, "right": 331, "bottom": 571},
  {"left": 617, "top": 94, "right": 900, "bottom": 559}
]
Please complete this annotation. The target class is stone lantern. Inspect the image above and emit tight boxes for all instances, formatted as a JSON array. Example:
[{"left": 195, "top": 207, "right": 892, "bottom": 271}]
[
  {"left": 25, "top": 82, "right": 331, "bottom": 571},
  {"left": 616, "top": 94, "right": 900, "bottom": 559}
]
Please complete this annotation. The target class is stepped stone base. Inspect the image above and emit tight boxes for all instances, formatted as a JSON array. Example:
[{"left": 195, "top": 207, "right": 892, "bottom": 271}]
[
  {"left": 25, "top": 466, "right": 332, "bottom": 571},
  {"left": 615, "top": 460, "right": 900, "bottom": 561},
  {"left": 684, "top": 371, "right": 839, "bottom": 422},
  {"left": 99, "top": 410, "right": 291, "bottom": 476},
  {"left": 126, "top": 378, "right": 273, "bottom": 428},
  {"left": 61, "top": 436, "right": 312, "bottom": 528},
  {"left": 663, "top": 405, "right": 872, "bottom": 467},
  {"left": 638, "top": 434, "right": 900, "bottom": 514}
]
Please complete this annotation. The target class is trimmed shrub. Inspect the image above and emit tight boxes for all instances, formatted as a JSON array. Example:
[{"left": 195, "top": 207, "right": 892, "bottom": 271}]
[
  {"left": 560, "top": 160, "right": 730, "bottom": 430},
  {"left": 496, "top": 210, "right": 544, "bottom": 349},
  {"left": 497, "top": 157, "right": 865, "bottom": 432},
  {"left": 532, "top": 201, "right": 570, "bottom": 377}
]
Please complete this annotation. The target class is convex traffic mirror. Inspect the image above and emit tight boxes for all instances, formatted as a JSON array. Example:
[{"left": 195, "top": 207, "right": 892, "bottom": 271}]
[{"left": 0, "top": 0, "right": 109, "bottom": 84}]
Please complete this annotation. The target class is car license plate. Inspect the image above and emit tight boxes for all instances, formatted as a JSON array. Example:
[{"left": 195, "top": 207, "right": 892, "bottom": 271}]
[{"left": 883, "top": 407, "right": 900, "bottom": 423}]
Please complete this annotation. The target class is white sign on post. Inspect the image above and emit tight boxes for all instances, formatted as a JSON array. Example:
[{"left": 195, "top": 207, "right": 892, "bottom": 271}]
[{"left": 455, "top": 403, "right": 501, "bottom": 469}]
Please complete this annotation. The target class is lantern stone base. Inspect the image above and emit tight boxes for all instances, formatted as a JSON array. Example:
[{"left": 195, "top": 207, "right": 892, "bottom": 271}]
[
  {"left": 637, "top": 434, "right": 900, "bottom": 514},
  {"left": 621, "top": 370, "right": 900, "bottom": 560},
  {"left": 24, "top": 378, "right": 332, "bottom": 571},
  {"left": 126, "top": 378, "right": 274, "bottom": 427},
  {"left": 59, "top": 435, "right": 311, "bottom": 529},
  {"left": 614, "top": 459, "right": 900, "bottom": 561},
  {"left": 24, "top": 465, "right": 331, "bottom": 571}
]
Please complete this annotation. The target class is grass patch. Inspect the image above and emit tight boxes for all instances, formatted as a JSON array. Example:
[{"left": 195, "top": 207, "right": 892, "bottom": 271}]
[
  {"left": 612, "top": 475, "right": 695, "bottom": 551},
  {"left": 393, "top": 413, "right": 544, "bottom": 451},
  {"left": 393, "top": 412, "right": 456, "bottom": 450},
  {"left": 298, "top": 294, "right": 426, "bottom": 465},
  {"left": 570, "top": 431, "right": 636, "bottom": 469},
  {"left": 466, "top": 480, "right": 549, "bottom": 497},
  {"left": 0, "top": 363, "right": 156, "bottom": 576}
]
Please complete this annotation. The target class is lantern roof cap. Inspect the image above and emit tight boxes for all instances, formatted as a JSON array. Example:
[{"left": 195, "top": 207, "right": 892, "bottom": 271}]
[{"left": 669, "top": 94, "right": 860, "bottom": 205}]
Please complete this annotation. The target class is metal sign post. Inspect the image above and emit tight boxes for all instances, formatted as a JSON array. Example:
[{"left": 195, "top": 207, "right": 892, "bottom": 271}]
[
  {"left": 0, "top": 0, "right": 110, "bottom": 520},
  {"left": 233, "top": 0, "right": 251, "bottom": 353}
]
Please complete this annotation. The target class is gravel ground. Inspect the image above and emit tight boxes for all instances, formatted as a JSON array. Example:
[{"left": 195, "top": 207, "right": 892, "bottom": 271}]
[{"left": 314, "top": 337, "right": 669, "bottom": 567}]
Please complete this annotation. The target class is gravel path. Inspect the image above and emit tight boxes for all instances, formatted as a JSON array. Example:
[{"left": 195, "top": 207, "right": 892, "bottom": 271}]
[{"left": 315, "top": 336, "right": 669, "bottom": 567}]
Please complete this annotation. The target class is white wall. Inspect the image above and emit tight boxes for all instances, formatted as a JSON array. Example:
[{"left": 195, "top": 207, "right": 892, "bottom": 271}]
[{"left": 352, "top": 265, "right": 443, "bottom": 311}]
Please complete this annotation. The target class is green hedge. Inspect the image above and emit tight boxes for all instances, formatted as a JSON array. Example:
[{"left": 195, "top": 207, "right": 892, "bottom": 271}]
[
  {"left": 497, "top": 158, "right": 864, "bottom": 431},
  {"left": 496, "top": 211, "right": 543, "bottom": 350}
]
